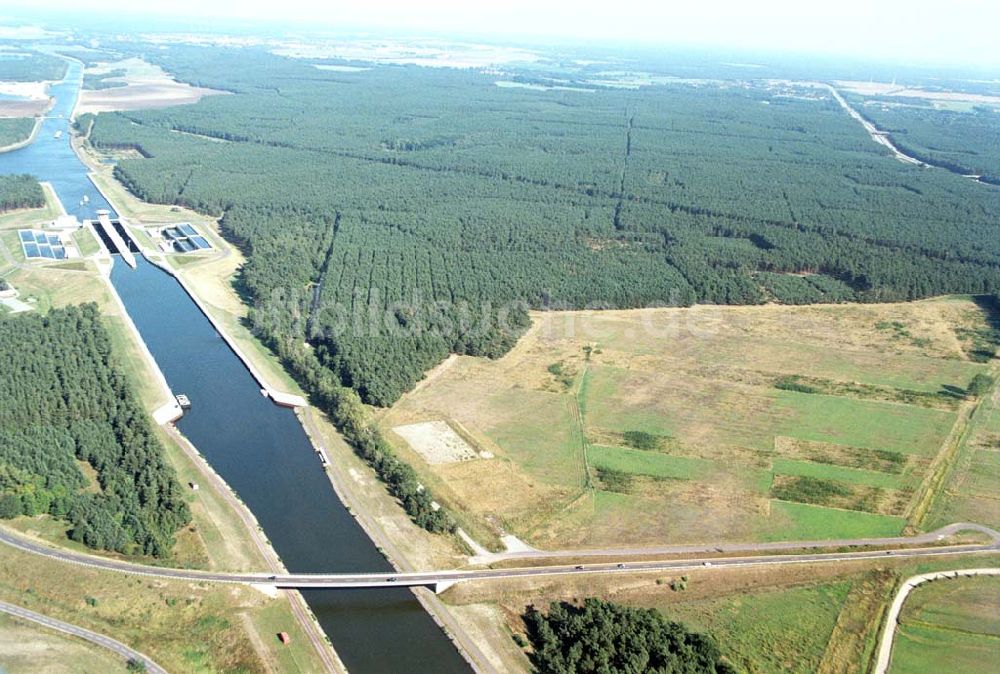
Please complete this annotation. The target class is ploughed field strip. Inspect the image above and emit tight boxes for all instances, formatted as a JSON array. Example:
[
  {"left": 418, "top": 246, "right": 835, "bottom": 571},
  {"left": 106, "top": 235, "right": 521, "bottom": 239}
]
[
  {"left": 384, "top": 298, "right": 999, "bottom": 549},
  {"left": 82, "top": 46, "right": 1000, "bottom": 409}
]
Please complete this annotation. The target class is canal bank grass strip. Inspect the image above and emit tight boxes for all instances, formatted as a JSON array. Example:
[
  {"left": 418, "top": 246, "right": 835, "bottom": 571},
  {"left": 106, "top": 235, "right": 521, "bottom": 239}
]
[
  {"left": 178, "top": 262, "right": 306, "bottom": 396},
  {"left": 39, "top": 182, "right": 67, "bottom": 217}
]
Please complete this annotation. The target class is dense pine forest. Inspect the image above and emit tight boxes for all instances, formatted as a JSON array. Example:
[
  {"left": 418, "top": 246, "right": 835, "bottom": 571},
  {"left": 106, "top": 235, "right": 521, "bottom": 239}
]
[
  {"left": 0, "top": 173, "right": 44, "bottom": 211},
  {"left": 852, "top": 100, "right": 1000, "bottom": 184},
  {"left": 0, "top": 51, "right": 67, "bottom": 81},
  {"left": 84, "top": 46, "right": 1000, "bottom": 409},
  {"left": 523, "top": 598, "right": 734, "bottom": 673},
  {"left": 0, "top": 118, "right": 36, "bottom": 149},
  {"left": 0, "top": 304, "right": 190, "bottom": 556},
  {"left": 82, "top": 68, "right": 126, "bottom": 90}
]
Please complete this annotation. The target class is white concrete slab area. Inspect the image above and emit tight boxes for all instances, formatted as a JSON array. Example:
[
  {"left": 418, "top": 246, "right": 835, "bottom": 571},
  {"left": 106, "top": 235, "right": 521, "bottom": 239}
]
[{"left": 152, "top": 401, "right": 183, "bottom": 425}]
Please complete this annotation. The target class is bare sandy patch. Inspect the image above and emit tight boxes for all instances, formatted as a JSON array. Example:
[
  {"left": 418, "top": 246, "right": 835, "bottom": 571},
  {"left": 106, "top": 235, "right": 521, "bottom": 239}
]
[
  {"left": 834, "top": 80, "right": 1000, "bottom": 106},
  {"left": 0, "top": 99, "right": 49, "bottom": 117},
  {"left": 393, "top": 420, "right": 487, "bottom": 464},
  {"left": 76, "top": 57, "right": 227, "bottom": 114},
  {"left": 0, "top": 81, "right": 50, "bottom": 117},
  {"left": 0, "top": 81, "right": 49, "bottom": 99},
  {"left": 275, "top": 38, "right": 540, "bottom": 69},
  {"left": 76, "top": 83, "right": 225, "bottom": 113}
]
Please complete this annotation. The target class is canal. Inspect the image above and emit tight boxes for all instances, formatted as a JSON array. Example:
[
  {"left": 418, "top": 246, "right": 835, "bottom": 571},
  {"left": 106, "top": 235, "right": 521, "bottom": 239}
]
[{"left": 0, "top": 58, "right": 470, "bottom": 673}]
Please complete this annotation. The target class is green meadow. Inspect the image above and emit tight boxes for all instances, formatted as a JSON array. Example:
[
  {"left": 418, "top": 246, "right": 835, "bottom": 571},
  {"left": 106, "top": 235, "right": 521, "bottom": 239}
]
[{"left": 385, "top": 298, "right": 994, "bottom": 548}]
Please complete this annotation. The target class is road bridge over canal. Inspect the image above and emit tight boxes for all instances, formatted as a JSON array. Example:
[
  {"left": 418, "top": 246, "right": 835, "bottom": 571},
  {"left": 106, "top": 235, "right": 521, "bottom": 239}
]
[{"left": 1, "top": 524, "right": 997, "bottom": 595}]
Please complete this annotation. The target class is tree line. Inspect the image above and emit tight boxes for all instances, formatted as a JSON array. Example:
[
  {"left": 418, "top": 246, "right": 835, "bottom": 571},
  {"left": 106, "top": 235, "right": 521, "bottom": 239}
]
[
  {"left": 0, "top": 174, "right": 44, "bottom": 211},
  {"left": 0, "top": 51, "right": 67, "bottom": 82},
  {"left": 853, "top": 100, "right": 1000, "bottom": 184},
  {"left": 0, "top": 304, "right": 190, "bottom": 556},
  {"left": 523, "top": 598, "right": 735, "bottom": 673},
  {"left": 0, "top": 119, "right": 36, "bottom": 150}
]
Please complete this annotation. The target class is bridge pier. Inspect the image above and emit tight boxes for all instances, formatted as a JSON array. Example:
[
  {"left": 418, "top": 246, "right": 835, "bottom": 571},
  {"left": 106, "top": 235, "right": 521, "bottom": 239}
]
[{"left": 433, "top": 580, "right": 457, "bottom": 594}]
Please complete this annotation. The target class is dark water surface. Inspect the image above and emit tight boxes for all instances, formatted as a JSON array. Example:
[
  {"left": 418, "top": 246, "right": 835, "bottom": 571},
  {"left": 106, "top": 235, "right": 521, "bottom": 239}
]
[{"left": 1, "top": 58, "right": 469, "bottom": 674}]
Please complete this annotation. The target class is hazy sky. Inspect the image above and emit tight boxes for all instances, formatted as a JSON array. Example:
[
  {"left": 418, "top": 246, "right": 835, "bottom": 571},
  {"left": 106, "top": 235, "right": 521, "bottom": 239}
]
[{"left": 8, "top": 0, "right": 1000, "bottom": 67}]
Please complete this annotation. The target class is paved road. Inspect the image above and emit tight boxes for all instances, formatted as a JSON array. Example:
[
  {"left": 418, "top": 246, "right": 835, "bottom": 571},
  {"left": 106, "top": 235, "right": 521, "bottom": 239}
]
[
  {"left": 874, "top": 567, "right": 1000, "bottom": 674},
  {"left": 0, "top": 600, "right": 167, "bottom": 674},
  {"left": 467, "top": 522, "right": 999, "bottom": 564},
  {"left": 2, "top": 523, "right": 997, "bottom": 592},
  {"left": 822, "top": 84, "right": 925, "bottom": 166}
]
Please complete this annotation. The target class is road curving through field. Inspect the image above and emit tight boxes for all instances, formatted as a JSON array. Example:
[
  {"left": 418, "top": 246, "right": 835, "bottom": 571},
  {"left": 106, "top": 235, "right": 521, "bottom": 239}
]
[
  {"left": 0, "top": 600, "right": 168, "bottom": 674},
  {"left": 873, "top": 567, "right": 1000, "bottom": 674}
]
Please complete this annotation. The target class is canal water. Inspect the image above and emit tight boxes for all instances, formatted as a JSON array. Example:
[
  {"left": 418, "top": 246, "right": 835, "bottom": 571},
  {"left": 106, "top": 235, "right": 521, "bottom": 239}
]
[
  {"left": 0, "top": 58, "right": 469, "bottom": 673},
  {"left": 0, "top": 61, "right": 103, "bottom": 221}
]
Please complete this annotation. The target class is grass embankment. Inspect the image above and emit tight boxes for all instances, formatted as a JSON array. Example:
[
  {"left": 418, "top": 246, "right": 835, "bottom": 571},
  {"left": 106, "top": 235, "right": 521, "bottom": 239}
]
[
  {"left": 170, "top": 218, "right": 304, "bottom": 395},
  {"left": 0, "top": 541, "right": 318, "bottom": 673},
  {"left": 80, "top": 146, "right": 304, "bottom": 397},
  {"left": 75, "top": 226, "right": 101, "bottom": 256},
  {"left": 1, "top": 264, "right": 109, "bottom": 313},
  {"left": 182, "top": 270, "right": 304, "bottom": 396},
  {"left": 384, "top": 299, "right": 994, "bottom": 549},
  {"left": 81, "top": 155, "right": 205, "bottom": 224}
]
